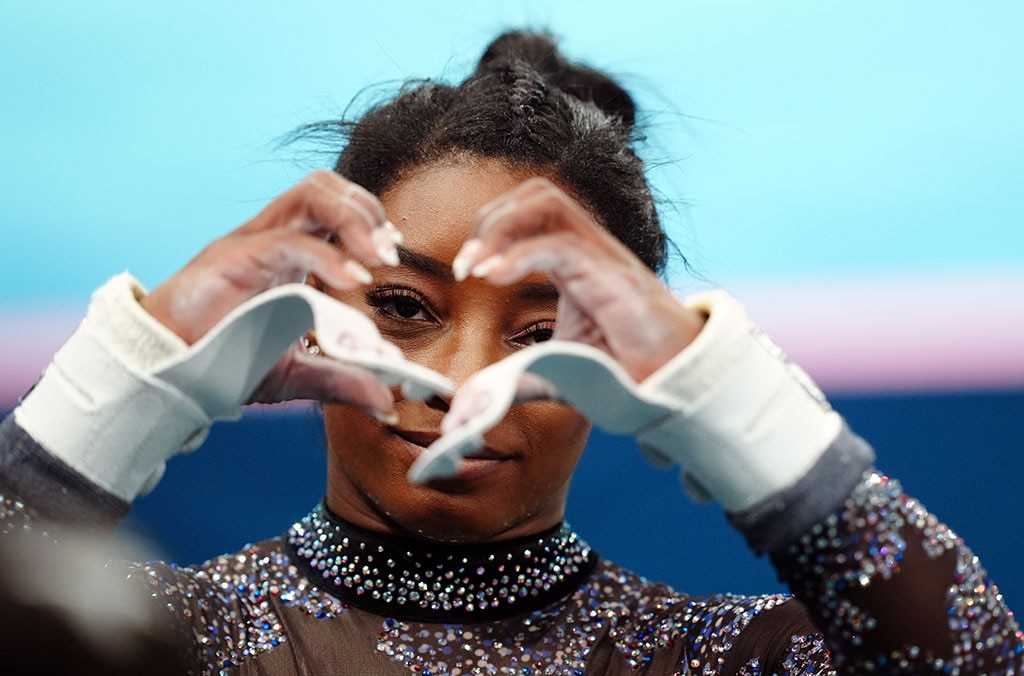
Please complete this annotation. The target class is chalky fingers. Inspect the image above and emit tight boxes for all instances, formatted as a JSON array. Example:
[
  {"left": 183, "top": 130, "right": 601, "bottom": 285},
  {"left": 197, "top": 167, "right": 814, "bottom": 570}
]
[
  {"left": 245, "top": 170, "right": 400, "bottom": 268},
  {"left": 453, "top": 177, "right": 635, "bottom": 281}
]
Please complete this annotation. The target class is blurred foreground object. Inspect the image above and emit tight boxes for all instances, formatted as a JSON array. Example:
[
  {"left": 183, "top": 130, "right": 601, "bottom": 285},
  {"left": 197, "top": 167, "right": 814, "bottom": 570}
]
[{"left": 0, "top": 522, "right": 185, "bottom": 675}]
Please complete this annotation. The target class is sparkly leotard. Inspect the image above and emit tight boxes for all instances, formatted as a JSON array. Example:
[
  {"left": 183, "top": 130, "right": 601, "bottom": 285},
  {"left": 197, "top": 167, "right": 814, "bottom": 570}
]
[{"left": 2, "top": 405, "right": 1021, "bottom": 676}]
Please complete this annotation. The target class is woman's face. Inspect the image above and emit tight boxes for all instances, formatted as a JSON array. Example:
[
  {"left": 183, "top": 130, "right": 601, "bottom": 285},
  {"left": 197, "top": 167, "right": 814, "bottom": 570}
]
[{"left": 321, "top": 157, "right": 591, "bottom": 543}]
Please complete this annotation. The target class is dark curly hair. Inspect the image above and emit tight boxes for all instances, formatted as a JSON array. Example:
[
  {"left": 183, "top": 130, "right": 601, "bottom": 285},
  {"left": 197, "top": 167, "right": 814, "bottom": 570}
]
[{"left": 299, "top": 31, "right": 667, "bottom": 273}]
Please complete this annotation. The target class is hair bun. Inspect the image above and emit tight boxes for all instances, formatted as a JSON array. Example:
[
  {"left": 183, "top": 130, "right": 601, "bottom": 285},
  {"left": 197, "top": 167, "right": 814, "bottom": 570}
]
[{"left": 476, "top": 31, "right": 636, "bottom": 127}]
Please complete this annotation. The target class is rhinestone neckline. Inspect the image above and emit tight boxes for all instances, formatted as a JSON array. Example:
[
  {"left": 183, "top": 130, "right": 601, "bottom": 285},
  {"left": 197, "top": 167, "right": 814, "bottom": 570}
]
[{"left": 285, "top": 502, "right": 598, "bottom": 622}]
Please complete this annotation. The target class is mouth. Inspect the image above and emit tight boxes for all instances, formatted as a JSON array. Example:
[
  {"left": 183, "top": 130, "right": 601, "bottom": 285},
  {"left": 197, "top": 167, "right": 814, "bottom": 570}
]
[{"left": 390, "top": 428, "right": 512, "bottom": 479}]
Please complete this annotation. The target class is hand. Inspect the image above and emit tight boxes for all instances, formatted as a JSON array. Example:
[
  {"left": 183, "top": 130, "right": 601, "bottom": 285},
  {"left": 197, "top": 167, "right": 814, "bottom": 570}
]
[
  {"left": 409, "top": 341, "right": 677, "bottom": 483},
  {"left": 451, "top": 178, "right": 705, "bottom": 382},
  {"left": 140, "top": 171, "right": 404, "bottom": 412}
]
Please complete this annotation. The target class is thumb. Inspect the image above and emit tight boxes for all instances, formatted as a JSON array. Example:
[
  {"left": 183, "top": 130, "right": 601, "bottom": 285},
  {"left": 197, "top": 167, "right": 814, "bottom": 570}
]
[{"left": 250, "top": 343, "right": 395, "bottom": 415}]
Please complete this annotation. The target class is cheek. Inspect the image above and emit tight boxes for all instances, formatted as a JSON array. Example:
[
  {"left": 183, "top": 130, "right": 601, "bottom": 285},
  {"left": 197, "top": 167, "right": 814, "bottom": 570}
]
[
  {"left": 323, "top": 405, "right": 393, "bottom": 476},
  {"left": 512, "top": 402, "right": 591, "bottom": 479}
]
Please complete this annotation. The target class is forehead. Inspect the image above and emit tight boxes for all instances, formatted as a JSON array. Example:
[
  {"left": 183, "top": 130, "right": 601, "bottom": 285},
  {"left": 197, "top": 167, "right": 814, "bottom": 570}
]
[{"left": 380, "top": 158, "right": 542, "bottom": 254}]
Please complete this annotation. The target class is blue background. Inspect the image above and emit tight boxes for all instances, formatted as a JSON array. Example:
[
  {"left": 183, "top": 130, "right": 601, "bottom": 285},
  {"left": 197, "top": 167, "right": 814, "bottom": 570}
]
[
  {"left": 2, "top": 2, "right": 1021, "bottom": 612},
  {"left": 126, "top": 391, "right": 1021, "bottom": 607}
]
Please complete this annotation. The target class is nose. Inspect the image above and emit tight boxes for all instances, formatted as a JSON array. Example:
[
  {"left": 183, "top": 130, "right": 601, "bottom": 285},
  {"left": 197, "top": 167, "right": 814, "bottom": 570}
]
[{"left": 417, "top": 324, "right": 505, "bottom": 410}]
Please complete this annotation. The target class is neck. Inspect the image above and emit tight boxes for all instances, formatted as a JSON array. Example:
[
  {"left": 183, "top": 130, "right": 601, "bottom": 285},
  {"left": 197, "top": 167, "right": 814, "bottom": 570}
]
[{"left": 286, "top": 502, "right": 598, "bottom": 622}]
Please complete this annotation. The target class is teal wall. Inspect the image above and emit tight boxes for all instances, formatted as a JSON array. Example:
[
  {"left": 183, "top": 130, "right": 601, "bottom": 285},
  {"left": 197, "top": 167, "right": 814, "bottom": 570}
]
[{"left": 3, "top": 2, "right": 1023, "bottom": 301}]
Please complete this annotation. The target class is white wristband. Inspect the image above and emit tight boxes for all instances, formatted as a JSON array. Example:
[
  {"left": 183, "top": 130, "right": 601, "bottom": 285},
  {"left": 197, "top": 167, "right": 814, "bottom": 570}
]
[
  {"left": 414, "top": 290, "right": 840, "bottom": 510},
  {"left": 15, "top": 274, "right": 455, "bottom": 502},
  {"left": 636, "top": 290, "right": 842, "bottom": 512},
  {"left": 16, "top": 274, "right": 210, "bottom": 501}
]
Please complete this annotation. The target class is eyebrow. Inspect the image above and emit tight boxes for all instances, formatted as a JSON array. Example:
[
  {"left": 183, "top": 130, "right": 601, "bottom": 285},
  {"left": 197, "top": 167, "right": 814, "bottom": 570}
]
[
  {"left": 396, "top": 245, "right": 560, "bottom": 302},
  {"left": 397, "top": 246, "right": 454, "bottom": 282},
  {"left": 515, "top": 281, "right": 560, "bottom": 303}
]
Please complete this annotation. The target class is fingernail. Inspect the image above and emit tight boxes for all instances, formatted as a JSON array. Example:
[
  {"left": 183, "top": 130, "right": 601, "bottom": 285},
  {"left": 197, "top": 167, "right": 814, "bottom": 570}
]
[
  {"left": 384, "top": 220, "right": 403, "bottom": 244},
  {"left": 344, "top": 260, "right": 373, "bottom": 284},
  {"left": 371, "top": 409, "right": 399, "bottom": 425},
  {"left": 377, "top": 243, "right": 400, "bottom": 266},
  {"left": 452, "top": 239, "right": 482, "bottom": 281},
  {"left": 471, "top": 255, "right": 503, "bottom": 279},
  {"left": 372, "top": 228, "right": 401, "bottom": 266}
]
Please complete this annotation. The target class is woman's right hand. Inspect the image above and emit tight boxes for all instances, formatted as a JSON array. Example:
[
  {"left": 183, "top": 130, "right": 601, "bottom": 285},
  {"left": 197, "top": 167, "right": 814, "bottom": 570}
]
[{"left": 140, "top": 170, "right": 403, "bottom": 413}]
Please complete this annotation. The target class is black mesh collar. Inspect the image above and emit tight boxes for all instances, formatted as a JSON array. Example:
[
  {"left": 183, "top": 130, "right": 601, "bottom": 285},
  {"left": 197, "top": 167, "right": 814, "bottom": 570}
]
[{"left": 285, "top": 502, "right": 598, "bottom": 622}]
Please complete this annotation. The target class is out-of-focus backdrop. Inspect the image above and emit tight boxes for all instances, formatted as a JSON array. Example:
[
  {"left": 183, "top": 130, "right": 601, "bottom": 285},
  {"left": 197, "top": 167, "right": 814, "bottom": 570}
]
[{"left": 2, "top": 2, "right": 1021, "bottom": 605}]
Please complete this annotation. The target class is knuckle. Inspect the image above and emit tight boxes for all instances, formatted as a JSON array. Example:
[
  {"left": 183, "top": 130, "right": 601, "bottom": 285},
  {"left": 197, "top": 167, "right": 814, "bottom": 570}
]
[
  {"left": 524, "top": 176, "right": 555, "bottom": 191},
  {"left": 295, "top": 170, "right": 336, "bottom": 199},
  {"left": 308, "top": 168, "right": 336, "bottom": 184},
  {"left": 289, "top": 177, "right": 318, "bottom": 204},
  {"left": 536, "top": 189, "right": 568, "bottom": 218}
]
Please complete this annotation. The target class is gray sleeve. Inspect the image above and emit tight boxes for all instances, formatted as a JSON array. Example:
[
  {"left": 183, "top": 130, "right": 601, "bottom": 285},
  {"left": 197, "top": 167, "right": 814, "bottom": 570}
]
[
  {"left": 0, "top": 412, "right": 129, "bottom": 529},
  {"left": 728, "top": 423, "right": 875, "bottom": 554}
]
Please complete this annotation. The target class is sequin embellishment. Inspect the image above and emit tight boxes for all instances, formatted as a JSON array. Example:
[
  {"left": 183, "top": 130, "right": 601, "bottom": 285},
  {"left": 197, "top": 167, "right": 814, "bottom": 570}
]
[
  {"left": 4, "top": 467, "right": 1022, "bottom": 676},
  {"left": 778, "top": 472, "right": 1023, "bottom": 674},
  {"left": 286, "top": 503, "right": 597, "bottom": 622}
]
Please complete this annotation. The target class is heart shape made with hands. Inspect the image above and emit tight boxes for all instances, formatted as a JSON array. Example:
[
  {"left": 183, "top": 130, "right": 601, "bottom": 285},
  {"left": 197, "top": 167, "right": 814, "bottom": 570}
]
[
  {"left": 407, "top": 340, "right": 681, "bottom": 483},
  {"left": 152, "top": 284, "right": 662, "bottom": 483},
  {"left": 154, "top": 284, "right": 455, "bottom": 419}
]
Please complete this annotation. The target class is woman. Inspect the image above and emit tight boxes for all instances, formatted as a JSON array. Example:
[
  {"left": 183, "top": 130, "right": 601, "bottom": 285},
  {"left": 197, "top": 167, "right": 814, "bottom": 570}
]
[{"left": 1, "top": 31, "right": 1019, "bottom": 674}]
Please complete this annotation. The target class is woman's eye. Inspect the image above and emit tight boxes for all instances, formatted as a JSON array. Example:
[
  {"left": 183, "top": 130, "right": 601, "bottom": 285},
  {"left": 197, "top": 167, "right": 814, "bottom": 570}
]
[
  {"left": 365, "top": 287, "right": 434, "bottom": 323},
  {"left": 389, "top": 297, "right": 427, "bottom": 320},
  {"left": 512, "top": 322, "right": 555, "bottom": 347}
]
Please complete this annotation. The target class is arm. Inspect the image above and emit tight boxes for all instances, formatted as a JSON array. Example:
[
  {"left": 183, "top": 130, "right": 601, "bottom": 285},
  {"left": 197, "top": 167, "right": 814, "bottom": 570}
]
[
  {"left": 643, "top": 304, "right": 1022, "bottom": 672},
  {"left": 1, "top": 171, "right": 405, "bottom": 526},
  {"left": 0, "top": 172, "right": 417, "bottom": 673},
  {"left": 448, "top": 177, "right": 1023, "bottom": 673}
]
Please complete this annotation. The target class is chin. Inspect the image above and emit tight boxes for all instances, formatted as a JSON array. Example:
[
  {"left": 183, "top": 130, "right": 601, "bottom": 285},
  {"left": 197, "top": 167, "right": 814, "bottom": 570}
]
[{"left": 375, "top": 487, "right": 563, "bottom": 545}]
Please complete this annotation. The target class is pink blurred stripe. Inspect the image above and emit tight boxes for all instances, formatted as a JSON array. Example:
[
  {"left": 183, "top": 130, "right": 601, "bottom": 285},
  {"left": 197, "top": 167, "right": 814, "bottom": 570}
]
[
  {"left": 0, "top": 306, "right": 82, "bottom": 409},
  {"left": 731, "top": 273, "right": 1024, "bottom": 393},
  {"left": 2, "top": 274, "right": 1023, "bottom": 410}
]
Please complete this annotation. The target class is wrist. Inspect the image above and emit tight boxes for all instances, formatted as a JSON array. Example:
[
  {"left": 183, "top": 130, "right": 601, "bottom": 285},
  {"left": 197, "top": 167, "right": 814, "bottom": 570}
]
[
  {"left": 91, "top": 272, "right": 189, "bottom": 371},
  {"left": 15, "top": 274, "right": 210, "bottom": 501},
  {"left": 636, "top": 290, "right": 842, "bottom": 512}
]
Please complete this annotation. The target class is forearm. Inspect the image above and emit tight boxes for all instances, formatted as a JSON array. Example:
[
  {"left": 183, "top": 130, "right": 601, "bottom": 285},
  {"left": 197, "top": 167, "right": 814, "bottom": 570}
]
[
  {"left": 753, "top": 462, "right": 1021, "bottom": 674},
  {"left": 637, "top": 293, "right": 1022, "bottom": 672},
  {"left": 0, "top": 413, "right": 129, "bottom": 530},
  {"left": 6, "top": 274, "right": 210, "bottom": 503}
]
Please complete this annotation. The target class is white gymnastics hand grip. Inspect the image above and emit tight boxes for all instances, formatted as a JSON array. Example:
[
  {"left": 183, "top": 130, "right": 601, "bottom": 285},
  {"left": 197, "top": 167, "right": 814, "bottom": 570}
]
[
  {"left": 407, "top": 341, "right": 677, "bottom": 483},
  {"left": 155, "top": 284, "right": 454, "bottom": 418},
  {"left": 409, "top": 291, "right": 842, "bottom": 513}
]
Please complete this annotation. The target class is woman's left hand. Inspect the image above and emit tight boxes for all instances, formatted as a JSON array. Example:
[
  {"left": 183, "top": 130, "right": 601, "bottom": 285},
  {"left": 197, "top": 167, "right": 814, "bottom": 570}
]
[
  {"left": 452, "top": 178, "right": 704, "bottom": 382},
  {"left": 410, "top": 178, "right": 706, "bottom": 481}
]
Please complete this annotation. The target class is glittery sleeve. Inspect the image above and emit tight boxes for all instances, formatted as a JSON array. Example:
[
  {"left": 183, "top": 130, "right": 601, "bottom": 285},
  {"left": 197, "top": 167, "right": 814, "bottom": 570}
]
[
  {"left": 0, "top": 411, "right": 129, "bottom": 529},
  {"left": 121, "top": 546, "right": 282, "bottom": 675},
  {"left": 768, "top": 470, "right": 1023, "bottom": 674},
  {"left": 120, "top": 541, "right": 351, "bottom": 675}
]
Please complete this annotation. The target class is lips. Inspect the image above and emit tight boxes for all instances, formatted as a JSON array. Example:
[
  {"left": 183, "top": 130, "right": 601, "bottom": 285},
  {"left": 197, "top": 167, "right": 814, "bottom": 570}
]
[
  {"left": 390, "top": 428, "right": 512, "bottom": 478},
  {"left": 391, "top": 429, "right": 440, "bottom": 450}
]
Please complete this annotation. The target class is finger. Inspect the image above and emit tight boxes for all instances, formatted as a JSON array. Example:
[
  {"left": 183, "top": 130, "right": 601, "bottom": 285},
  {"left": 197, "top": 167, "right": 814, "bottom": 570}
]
[
  {"left": 243, "top": 171, "right": 398, "bottom": 267},
  {"left": 439, "top": 362, "right": 519, "bottom": 435},
  {"left": 454, "top": 178, "right": 630, "bottom": 280},
  {"left": 511, "top": 372, "right": 564, "bottom": 405},
  {"left": 254, "top": 344, "right": 396, "bottom": 414},
  {"left": 232, "top": 229, "right": 375, "bottom": 290},
  {"left": 471, "top": 176, "right": 559, "bottom": 239},
  {"left": 454, "top": 179, "right": 568, "bottom": 279},
  {"left": 311, "top": 170, "right": 388, "bottom": 227},
  {"left": 468, "top": 229, "right": 624, "bottom": 296},
  {"left": 311, "top": 173, "right": 402, "bottom": 266}
]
